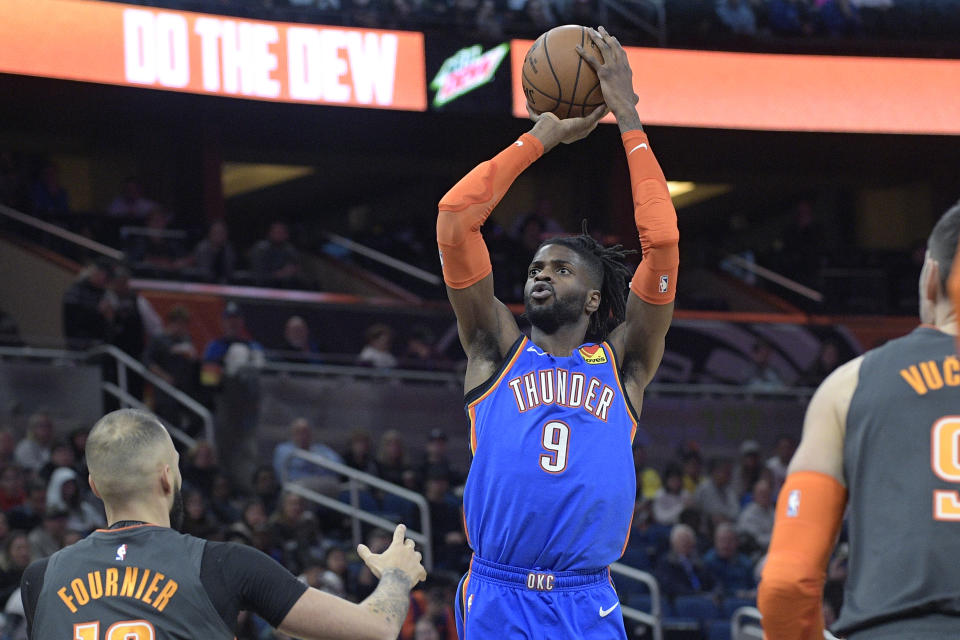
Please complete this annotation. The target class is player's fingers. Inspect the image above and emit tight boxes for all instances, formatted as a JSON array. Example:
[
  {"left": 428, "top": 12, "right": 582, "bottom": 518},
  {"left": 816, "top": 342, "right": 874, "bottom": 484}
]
[
  {"left": 586, "top": 104, "right": 607, "bottom": 125},
  {"left": 575, "top": 45, "right": 600, "bottom": 70},
  {"left": 393, "top": 523, "right": 406, "bottom": 544},
  {"left": 404, "top": 538, "right": 416, "bottom": 548},
  {"left": 526, "top": 104, "right": 539, "bottom": 121},
  {"left": 418, "top": 567, "right": 428, "bottom": 582},
  {"left": 585, "top": 28, "right": 610, "bottom": 55},
  {"left": 357, "top": 543, "right": 372, "bottom": 562}
]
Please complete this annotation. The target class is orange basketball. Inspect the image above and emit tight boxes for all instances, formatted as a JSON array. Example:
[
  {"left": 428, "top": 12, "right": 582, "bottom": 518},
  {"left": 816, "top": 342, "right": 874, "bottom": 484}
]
[{"left": 521, "top": 25, "right": 605, "bottom": 119}]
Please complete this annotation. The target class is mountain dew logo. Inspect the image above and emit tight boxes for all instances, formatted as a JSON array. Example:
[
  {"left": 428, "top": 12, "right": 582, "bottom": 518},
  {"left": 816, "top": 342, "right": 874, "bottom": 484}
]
[{"left": 431, "top": 43, "right": 509, "bottom": 108}]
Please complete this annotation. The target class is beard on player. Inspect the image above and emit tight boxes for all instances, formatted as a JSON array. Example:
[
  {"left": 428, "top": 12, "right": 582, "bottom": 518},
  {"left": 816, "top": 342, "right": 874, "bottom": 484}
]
[{"left": 524, "top": 283, "right": 588, "bottom": 335}]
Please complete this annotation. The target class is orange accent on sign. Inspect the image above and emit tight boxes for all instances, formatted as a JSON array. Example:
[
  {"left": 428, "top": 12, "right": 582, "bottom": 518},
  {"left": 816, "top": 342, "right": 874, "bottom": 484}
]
[
  {"left": 511, "top": 40, "right": 960, "bottom": 134},
  {"left": 0, "top": 0, "right": 426, "bottom": 111}
]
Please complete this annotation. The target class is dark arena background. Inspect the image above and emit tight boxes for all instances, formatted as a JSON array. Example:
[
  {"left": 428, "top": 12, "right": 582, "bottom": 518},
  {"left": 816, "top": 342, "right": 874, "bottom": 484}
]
[{"left": 1, "top": 0, "right": 959, "bottom": 638}]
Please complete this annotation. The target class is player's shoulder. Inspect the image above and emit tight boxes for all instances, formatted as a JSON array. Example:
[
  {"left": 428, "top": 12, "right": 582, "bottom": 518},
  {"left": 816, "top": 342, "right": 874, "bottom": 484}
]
[
  {"left": 806, "top": 356, "right": 864, "bottom": 426},
  {"left": 819, "top": 355, "right": 864, "bottom": 393}
]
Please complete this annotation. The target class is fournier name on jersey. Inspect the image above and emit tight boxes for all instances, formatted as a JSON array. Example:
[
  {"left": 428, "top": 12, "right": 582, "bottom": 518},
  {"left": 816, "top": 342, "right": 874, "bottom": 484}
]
[{"left": 505, "top": 358, "right": 618, "bottom": 422}]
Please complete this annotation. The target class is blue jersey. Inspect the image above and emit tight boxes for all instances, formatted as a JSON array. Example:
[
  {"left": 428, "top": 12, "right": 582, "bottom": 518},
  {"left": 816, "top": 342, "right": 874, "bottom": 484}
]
[{"left": 462, "top": 336, "right": 638, "bottom": 571}]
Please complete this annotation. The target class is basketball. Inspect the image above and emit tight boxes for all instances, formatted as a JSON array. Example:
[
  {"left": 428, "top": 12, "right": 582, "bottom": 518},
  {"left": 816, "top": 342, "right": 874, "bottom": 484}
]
[{"left": 521, "top": 24, "right": 606, "bottom": 119}]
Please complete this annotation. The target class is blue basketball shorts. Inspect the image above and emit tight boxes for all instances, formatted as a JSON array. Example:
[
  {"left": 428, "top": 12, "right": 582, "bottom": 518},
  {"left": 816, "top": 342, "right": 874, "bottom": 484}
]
[{"left": 454, "top": 555, "right": 628, "bottom": 639}]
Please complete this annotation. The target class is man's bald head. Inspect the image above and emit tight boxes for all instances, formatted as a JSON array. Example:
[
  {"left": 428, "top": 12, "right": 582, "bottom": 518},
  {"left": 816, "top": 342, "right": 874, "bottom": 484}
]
[{"left": 87, "top": 409, "right": 177, "bottom": 506}]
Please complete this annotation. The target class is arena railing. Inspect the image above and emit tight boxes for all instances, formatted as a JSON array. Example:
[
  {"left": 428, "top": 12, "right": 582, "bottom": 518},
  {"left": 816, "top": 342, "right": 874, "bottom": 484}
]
[
  {"left": 732, "top": 606, "right": 840, "bottom": 640},
  {"left": 281, "top": 448, "right": 434, "bottom": 572},
  {"left": 0, "top": 344, "right": 214, "bottom": 452},
  {"left": 609, "top": 562, "right": 664, "bottom": 640},
  {"left": 0, "top": 202, "right": 124, "bottom": 262}
]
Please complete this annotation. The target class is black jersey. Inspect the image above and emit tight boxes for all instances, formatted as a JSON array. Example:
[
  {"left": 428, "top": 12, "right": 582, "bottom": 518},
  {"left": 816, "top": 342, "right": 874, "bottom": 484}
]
[{"left": 835, "top": 326, "right": 960, "bottom": 637}]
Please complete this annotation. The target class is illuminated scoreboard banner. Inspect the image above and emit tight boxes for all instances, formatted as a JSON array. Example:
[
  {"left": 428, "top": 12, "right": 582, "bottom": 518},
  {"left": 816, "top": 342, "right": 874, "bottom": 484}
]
[
  {"left": 0, "top": 0, "right": 427, "bottom": 111},
  {"left": 510, "top": 40, "right": 960, "bottom": 135}
]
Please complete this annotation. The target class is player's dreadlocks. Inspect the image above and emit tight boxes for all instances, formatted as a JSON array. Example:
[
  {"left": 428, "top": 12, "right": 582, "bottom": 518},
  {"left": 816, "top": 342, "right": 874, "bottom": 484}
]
[{"left": 540, "top": 222, "right": 635, "bottom": 343}]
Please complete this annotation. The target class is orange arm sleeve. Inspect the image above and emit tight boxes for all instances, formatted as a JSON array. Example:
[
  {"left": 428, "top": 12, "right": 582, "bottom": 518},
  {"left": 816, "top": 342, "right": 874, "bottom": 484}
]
[
  {"left": 758, "top": 471, "right": 847, "bottom": 640},
  {"left": 623, "top": 131, "right": 679, "bottom": 304},
  {"left": 437, "top": 133, "right": 543, "bottom": 289}
]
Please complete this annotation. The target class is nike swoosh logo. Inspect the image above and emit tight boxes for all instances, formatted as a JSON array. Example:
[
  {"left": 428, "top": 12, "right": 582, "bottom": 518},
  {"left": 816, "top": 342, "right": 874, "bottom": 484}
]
[
  {"left": 515, "top": 140, "right": 524, "bottom": 147},
  {"left": 599, "top": 602, "right": 620, "bottom": 617},
  {"left": 628, "top": 143, "right": 648, "bottom": 155}
]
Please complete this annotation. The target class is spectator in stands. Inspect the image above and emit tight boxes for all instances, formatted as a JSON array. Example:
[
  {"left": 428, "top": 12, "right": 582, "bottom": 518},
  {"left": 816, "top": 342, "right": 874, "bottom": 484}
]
[
  {"left": 377, "top": 429, "right": 409, "bottom": 486},
  {"left": 703, "top": 522, "right": 756, "bottom": 598},
  {"left": 401, "top": 326, "right": 443, "bottom": 371},
  {"left": 736, "top": 478, "right": 775, "bottom": 550},
  {"left": 716, "top": 0, "right": 758, "bottom": 35},
  {"left": 695, "top": 457, "right": 741, "bottom": 532},
  {"left": 308, "top": 547, "right": 349, "bottom": 598},
  {"left": 14, "top": 412, "right": 54, "bottom": 473},
  {"left": 38, "top": 441, "right": 76, "bottom": 483},
  {"left": 251, "top": 465, "right": 281, "bottom": 515},
  {"left": 654, "top": 523, "right": 715, "bottom": 602},
  {"left": 202, "top": 302, "right": 265, "bottom": 489},
  {"left": 634, "top": 443, "right": 663, "bottom": 500},
  {"left": 129, "top": 208, "right": 186, "bottom": 272},
  {"left": 208, "top": 473, "right": 241, "bottom": 525},
  {"left": 107, "top": 177, "right": 157, "bottom": 218},
  {"left": 0, "top": 467, "right": 25, "bottom": 513},
  {"left": 681, "top": 448, "right": 704, "bottom": 493},
  {"left": 0, "top": 429, "right": 16, "bottom": 468},
  {"left": 28, "top": 508, "right": 67, "bottom": 558},
  {"left": 418, "top": 429, "right": 460, "bottom": 488},
  {"left": 181, "top": 440, "right": 220, "bottom": 496},
  {"left": 45, "top": 466, "right": 104, "bottom": 534},
  {"left": 272, "top": 417, "right": 343, "bottom": 490},
  {"left": 746, "top": 340, "right": 786, "bottom": 389},
  {"left": 342, "top": 428, "right": 380, "bottom": 476},
  {"left": 8, "top": 480, "right": 46, "bottom": 531},
  {"left": 144, "top": 306, "right": 200, "bottom": 430},
  {"left": 269, "top": 491, "right": 320, "bottom": 575},
  {"left": 424, "top": 466, "right": 469, "bottom": 571},
  {"left": 279, "top": 315, "right": 322, "bottom": 362},
  {"left": 798, "top": 338, "right": 841, "bottom": 387},
  {"left": 183, "top": 219, "right": 237, "bottom": 283},
  {"left": 732, "top": 439, "right": 763, "bottom": 501},
  {"left": 358, "top": 323, "right": 398, "bottom": 368},
  {"left": 249, "top": 221, "right": 303, "bottom": 287},
  {"left": 766, "top": 0, "right": 814, "bottom": 35},
  {"left": 400, "top": 582, "right": 459, "bottom": 640},
  {"left": 653, "top": 463, "right": 694, "bottom": 526},
  {"left": 181, "top": 489, "right": 220, "bottom": 539},
  {"left": 62, "top": 259, "right": 114, "bottom": 349},
  {"left": 103, "top": 267, "right": 155, "bottom": 375},
  {"left": 817, "top": 0, "right": 861, "bottom": 36},
  {"left": 241, "top": 499, "right": 269, "bottom": 538},
  {"left": 30, "top": 161, "right": 69, "bottom": 216},
  {"left": 765, "top": 433, "right": 796, "bottom": 493},
  {"left": 0, "top": 532, "right": 32, "bottom": 608}
]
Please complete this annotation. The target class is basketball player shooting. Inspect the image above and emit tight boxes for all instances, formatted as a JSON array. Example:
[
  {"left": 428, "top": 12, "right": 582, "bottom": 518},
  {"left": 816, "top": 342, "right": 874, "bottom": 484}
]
[
  {"left": 758, "top": 202, "right": 960, "bottom": 639},
  {"left": 436, "top": 27, "right": 679, "bottom": 639}
]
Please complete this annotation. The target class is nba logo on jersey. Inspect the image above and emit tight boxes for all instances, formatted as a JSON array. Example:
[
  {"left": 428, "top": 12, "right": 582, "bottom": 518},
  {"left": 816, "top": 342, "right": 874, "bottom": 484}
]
[
  {"left": 659, "top": 275, "right": 669, "bottom": 293},
  {"left": 115, "top": 544, "right": 127, "bottom": 561},
  {"left": 578, "top": 345, "right": 608, "bottom": 365},
  {"left": 787, "top": 490, "right": 801, "bottom": 517}
]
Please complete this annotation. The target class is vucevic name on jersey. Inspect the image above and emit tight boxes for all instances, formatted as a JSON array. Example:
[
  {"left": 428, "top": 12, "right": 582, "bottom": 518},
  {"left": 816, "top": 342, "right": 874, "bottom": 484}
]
[{"left": 462, "top": 338, "right": 638, "bottom": 571}]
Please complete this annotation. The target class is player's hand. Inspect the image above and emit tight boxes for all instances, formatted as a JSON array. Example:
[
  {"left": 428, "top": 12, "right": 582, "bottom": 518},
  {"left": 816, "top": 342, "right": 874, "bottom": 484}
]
[
  {"left": 357, "top": 524, "right": 427, "bottom": 589},
  {"left": 577, "top": 27, "right": 639, "bottom": 120},
  {"left": 528, "top": 105, "right": 607, "bottom": 153}
]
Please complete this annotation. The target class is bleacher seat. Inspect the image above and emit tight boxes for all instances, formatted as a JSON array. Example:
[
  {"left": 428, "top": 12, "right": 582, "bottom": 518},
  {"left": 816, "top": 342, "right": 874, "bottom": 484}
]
[
  {"left": 721, "top": 597, "right": 756, "bottom": 619},
  {"left": 673, "top": 594, "right": 720, "bottom": 623},
  {"left": 706, "top": 619, "right": 732, "bottom": 640},
  {"left": 628, "top": 593, "right": 671, "bottom": 617}
]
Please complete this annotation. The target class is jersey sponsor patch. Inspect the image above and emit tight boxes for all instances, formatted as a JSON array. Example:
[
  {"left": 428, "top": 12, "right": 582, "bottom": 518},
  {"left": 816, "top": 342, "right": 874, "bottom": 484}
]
[
  {"left": 115, "top": 544, "right": 127, "bottom": 561},
  {"left": 787, "top": 489, "right": 801, "bottom": 517},
  {"left": 579, "top": 345, "right": 607, "bottom": 365}
]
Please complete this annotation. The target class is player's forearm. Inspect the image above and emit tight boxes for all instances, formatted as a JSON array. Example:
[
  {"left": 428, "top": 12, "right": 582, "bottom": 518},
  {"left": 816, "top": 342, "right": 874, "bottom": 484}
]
[
  {"left": 622, "top": 131, "right": 679, "bottom": 304},
  {"left": 437, "top": 134, "right": 542, "bottom": 289},
  {"left": 358, "top": 569, "right": 413, "bottom": 640},
  {"left": 611, "top": 103, "right": 643, "bottom": 135}
]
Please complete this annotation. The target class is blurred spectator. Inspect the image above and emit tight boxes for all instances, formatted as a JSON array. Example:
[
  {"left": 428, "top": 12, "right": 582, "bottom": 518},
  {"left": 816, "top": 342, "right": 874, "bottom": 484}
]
[
  {"left": 104, "top": 266, "right": 161, "bottom": 366},
  {"left": 746, "top": 340, "right": 786, "bottom": 390},
  {"left": 208, "top": 473, "right": 242, "bottom": 525},
  {"left": 107, "top": 177, "right": 158, "bottom": 218},
  {"left": 694, "top": 457, "right": 741, "bottom": 531},
  {"left": 279, "top": 315, "right": 322, "bottom": 362},
  {"left": 342, "top": 429, "right": 380, "bottom": 476},
  {"left": 249, "top": 221, "right": 304, "bottom": 287},
  {"left": 703, "top": 522, "right": 756, "bottom": 598},
  {"left": 634, "top": 444, "right": 663, "bottom": 500},
  {"left": 0, "top": 429, "right": 16, "bottom": 467},
  {"left": 180, "top": 489, "right": 220, "bottom": 539},
  {"left": 737, "top": 478, "right": 775, "bottom": 550},
  {"left": 181, "top": 440, "right": 220, "bottom": 496},
  {"left": 38, "top": 442, "right": 76, "bottom": 484},
  {"left": 62, "top": 259, "right": 113, "bottom": 349},
  {"left": 129, "top": 208, "right": 186, "bottom": 271},
  {"left": 377, "top": 429, "right": 409, "bottom": 486},
  {"left": 401, "top": 326, "right": 443, "bottom": 370},
  {"left": 358, "top": 323, "right": 398, "bottom": 368},
  {"left": 269, "top": 492, "right": 321, "bottom": 575},
  {"left": 0, "top": 467, "right": 26, "bottom": 512},
  {"left": 716, "top": 0, "right": 758, "bottom": 35},
  {"left": 424, "top": 467, "right": 468, "bottom": 570},
  {"left": 8, "top": 480, "right": 46, "bottom": 531},
  {"left": 681, "top": 449, "right": 703, "bottom": 493},
  {"left": 46, "top": 466, "right": 104, "bottom": 534},
  {"left": 798, "top": 339, "right": 841, "bottom": 387},
  {"left": 765, "top": 433, "right": 796, "bottom": 493},
  {"left": 241, "top": 500, "right": 269, "bottom": 537},
  {"left": 202, "top": 302, "right": 265, "bottom": 489},
  {"left": 302, "top": 546, "right": 349, "bottom": 598},
  {"left": 0, "top": 532, "right": 32, "bottom": 608},
  {"left": 418, "top": 429, "right": 460, "bottom": 488},
  {"left": 272, "top": 417, "right": 343, "bottom": 488},
  {"left": 28, "top": 508, "right": 67, "bottom": 558},
  {"left": 251, "top": 466, "right": 281, "bottom": 515},
  {"left": 818, "top": 0, "right": 861, "bottom": 37},
  {"left": 0, "top": 514, "right": 10, "bottom": 553},
  {"left": 14, "top": 412, "right": 54, "bottom": 473},
  {"left": 183, "top": 219, "right": 237, "bottom": 283},
  {"left": 654, "top": 524, "right": 715, "bottom": 601},
  {"left": 30, "top": 161, "right": 69, "bottom": 216},
  {"left": 732, "top": 439, "right": 763, "bottom": 501},
  {"left": 400, "top": 583, "right": 459, "bottom": 640},
  {"left": 766, "top": 0, "right": 814, "bottom": 35},
  {"left": 653, "top": 463, "right": 694, "bottom": 526},
  {"left": 69, "top": 428, "right": 89, "bottom": 486},
  {"left": 144, "top": 306, "right": 200, "bottom": 429}
]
